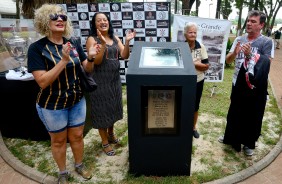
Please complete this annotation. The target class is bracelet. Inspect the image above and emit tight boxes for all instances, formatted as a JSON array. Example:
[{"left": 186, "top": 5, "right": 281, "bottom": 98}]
[{"left": 87, "top": 57, "right": 95, "bottom": 62}]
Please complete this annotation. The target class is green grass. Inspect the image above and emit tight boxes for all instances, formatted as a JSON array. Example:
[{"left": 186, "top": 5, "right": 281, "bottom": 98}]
[{"left": 200, "top": 66, "right": 233, "bottom": 118}]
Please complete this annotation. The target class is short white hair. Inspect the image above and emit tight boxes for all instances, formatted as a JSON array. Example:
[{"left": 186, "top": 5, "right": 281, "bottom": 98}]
[{"left": 184, "top": 22, "right": 198, "bottom": 35}]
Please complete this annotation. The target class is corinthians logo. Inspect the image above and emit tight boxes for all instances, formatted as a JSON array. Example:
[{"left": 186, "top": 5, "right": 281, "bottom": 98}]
[
  {"left": 159, "top": 29, "right": 166, "bottom": 36},
  {"left": 112, "top": 12, "right": 120, "bottom": 20},
  {"left": 90, "top": 4, "right": 96, "bottom": 11},
  {"left": 135, "top": 20, "right": 143, "bottom": 28}
]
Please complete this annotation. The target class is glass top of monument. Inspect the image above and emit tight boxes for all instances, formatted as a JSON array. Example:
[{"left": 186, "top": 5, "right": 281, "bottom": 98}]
[{"left": 139, "top": 47, "right": 184, "bottom": 68}]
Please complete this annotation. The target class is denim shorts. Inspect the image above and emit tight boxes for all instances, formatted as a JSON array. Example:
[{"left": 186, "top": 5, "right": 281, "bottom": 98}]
[{"left": 36, "top": 97, "right": 86, "bottom": 133}]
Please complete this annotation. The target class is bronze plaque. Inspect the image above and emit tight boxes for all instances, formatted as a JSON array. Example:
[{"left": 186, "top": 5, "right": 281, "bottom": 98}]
[{"left": 147, "top": 90, "right": 175, "bottom": 128}]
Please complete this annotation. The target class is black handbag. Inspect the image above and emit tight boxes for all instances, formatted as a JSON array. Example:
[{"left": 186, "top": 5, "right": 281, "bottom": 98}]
[{"left": 79, "top": 64, "right": 97, "bottom": 92}]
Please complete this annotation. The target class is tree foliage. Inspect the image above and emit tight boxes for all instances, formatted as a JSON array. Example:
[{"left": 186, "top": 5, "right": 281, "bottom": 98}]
[
  {"left": 220, "top": 0, "right": 233, "bottom": 19},
  {"left": 231, "top": 0, "right": 281, "bottom": 35}
]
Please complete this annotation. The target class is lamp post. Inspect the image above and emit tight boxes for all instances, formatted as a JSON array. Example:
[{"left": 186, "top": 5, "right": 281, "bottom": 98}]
[{"left": 209, "top": 3, "right": 213, "bottom": 18}]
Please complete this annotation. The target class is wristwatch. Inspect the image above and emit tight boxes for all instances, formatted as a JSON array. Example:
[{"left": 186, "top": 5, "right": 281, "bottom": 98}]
[
  {"left": 245, "top": 53, "right": 252, "bottom": 59},
  {"left": 87, "top": 57, "right": 95, "bottom": 62}
]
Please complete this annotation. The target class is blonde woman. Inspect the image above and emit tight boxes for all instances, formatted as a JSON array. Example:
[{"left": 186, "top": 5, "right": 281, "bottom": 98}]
[{"left": 27, "top": 4, "right": 99, "bottom": 183}]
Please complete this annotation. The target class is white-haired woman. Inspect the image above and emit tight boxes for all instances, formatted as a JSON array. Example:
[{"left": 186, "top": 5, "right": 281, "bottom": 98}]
[
  {"left": 184, "top": 22, "right": 209, "bottom": 139},
  {"left": 27, "top": 3, "right": 100, "bottom": 183}
]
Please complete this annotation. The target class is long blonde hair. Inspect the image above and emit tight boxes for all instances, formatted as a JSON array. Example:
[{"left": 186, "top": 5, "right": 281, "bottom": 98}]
[{"left": 33, "top": 4, "right": 73, "bottom": 38}]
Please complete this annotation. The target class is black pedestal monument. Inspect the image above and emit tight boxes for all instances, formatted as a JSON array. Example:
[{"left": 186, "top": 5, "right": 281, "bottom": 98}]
[{"left": 126, "top": 41, "right": 196, "bottom": 176}]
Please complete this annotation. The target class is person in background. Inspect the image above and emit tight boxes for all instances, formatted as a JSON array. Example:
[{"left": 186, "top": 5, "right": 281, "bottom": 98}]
[
  {"left": 218, "top": 10, "right": 273, "bottom": 156},
  {"left": 27, "top": 4, "right": 100, "bottom": 183},
  {"left": 266, "top": 27, "right": 272, "bottom": 37},
  {"left": 274, "top": 27, "right": 282, "bottom": 49},
  {"left": 184, "top": 22, "right": 209, "bottom": 139},
  {"left": 86, "top": 12, "right": 136, "bottom": 156}
]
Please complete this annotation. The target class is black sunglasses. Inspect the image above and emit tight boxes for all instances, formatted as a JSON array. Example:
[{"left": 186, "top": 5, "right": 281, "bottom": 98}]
[{"left": 49, "top": 13, "right": 68, "bottom": 21}]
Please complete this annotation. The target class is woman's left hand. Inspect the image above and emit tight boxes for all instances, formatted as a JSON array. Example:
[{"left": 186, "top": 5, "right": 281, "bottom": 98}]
[
  {"left": 97, "top": 29, "right": 106, "bottom": 45},
  {"left": 125, "top": 29, "right": 136, "bottom": 41}
]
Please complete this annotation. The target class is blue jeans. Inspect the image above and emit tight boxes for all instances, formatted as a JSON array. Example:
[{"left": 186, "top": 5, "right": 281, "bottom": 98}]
[{"left": 36, "top": 97, "right": 86, "bottom": 133}]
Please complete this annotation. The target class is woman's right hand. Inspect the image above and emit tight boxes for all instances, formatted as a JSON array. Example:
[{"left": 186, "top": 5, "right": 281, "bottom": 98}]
[{"left": 62, "top": 42, "right": 71, "bottom": 62}]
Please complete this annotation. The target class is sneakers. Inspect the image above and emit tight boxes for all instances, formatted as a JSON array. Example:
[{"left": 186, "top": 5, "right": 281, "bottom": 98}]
[
  {"left": 243, "top": 146, "right": 254, "bottom": 156},
  {"left": 193, "top": 130, "right": 200, "bottom": 138},
  {"left": 58, "top": 172, "right": 69, "bottom": 184},
  {"left": 218, "top": 135, "right": 224, "bottom": 143},
  {"left": 75, "top": 163, "right": 92, "bottom": 180}
]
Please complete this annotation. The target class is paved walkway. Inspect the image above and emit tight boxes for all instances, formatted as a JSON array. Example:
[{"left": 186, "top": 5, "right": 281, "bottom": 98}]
[{"left": 0, "top": 45, "right": 282, "bottom": 184}]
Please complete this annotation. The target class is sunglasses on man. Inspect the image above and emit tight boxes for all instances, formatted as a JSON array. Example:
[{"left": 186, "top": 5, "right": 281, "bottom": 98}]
[{"left": 49, "top": 13, "right": 68, "bottom": 21}]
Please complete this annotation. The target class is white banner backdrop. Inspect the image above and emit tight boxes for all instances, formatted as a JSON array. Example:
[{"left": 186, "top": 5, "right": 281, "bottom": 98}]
[{"left": 172, "top": 15, "right": 232, "bottom": 82}]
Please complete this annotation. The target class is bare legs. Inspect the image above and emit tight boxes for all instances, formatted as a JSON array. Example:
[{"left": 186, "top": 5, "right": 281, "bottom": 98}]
[
  {"left": 98, "top": 126, "right": 116, "bottom": 156},
  {"left": 68, "top": 126, "right": 84, "bottom": 165},
  {"left": 49, "top": 126, "right": 85, "bottom": 172}
]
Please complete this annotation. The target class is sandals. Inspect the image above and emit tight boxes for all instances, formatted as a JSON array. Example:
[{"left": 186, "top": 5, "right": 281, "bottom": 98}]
[
  {"left": 108, "top": 133, "right": 120, "bottom": 144},
  {"left": 102, "top": 143, "right": 115, "bottom": 156}
]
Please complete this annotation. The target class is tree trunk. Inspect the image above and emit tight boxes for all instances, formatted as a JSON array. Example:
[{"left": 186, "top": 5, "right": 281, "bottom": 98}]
[
  {"left": 216, "top": 0, "right": 221, "bottom": 19},
  {"left": 16, "top": 0, "right": 20, "bottom": 19},
  {"left": 182, "top": 0, "right": 190, "bottom": 15},
  {"left": 237, "top": 2, "right": 243, "bottom": 36},
  {"left": 195, "top": 0, "right": 200, "bottom": 16},
  {"left": 254, "top": 0, "right": 260, "bottom": 10}
]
